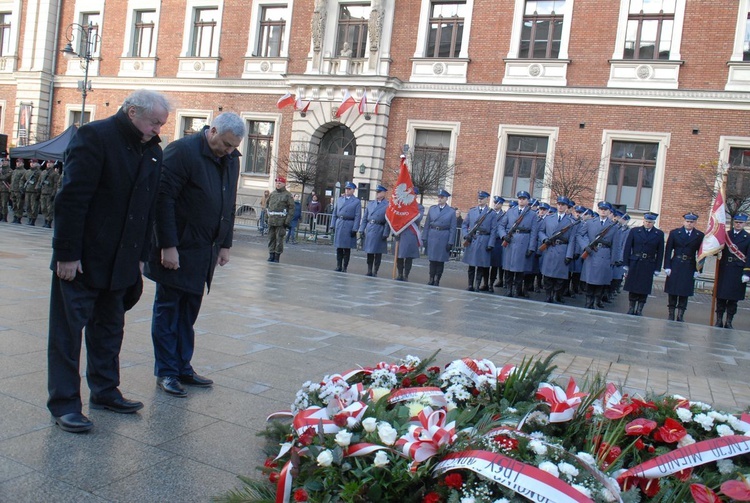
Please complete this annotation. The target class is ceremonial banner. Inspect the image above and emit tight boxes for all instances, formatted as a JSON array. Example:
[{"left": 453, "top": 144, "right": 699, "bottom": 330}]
[
  {"left": 386, "top": 156, "right": 421, "bottom": 235},
  {"left": 698, "top": 188, "right": 727, "bottom": 261}
]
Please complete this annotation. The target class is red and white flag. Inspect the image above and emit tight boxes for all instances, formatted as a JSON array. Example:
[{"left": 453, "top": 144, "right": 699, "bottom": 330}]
[
  {"left": 373, "top": 93, "right": 381, "bottom": 115},
  {"left": 276, "top": 92, "right": 295, "bottom": 110},
  {"left": 358, "top": 90, "right": 368, "bottom": 114},
  {"left": 698, "top": 185, "right": 727, "bottom": 261},
  {"left": 294, "top": 97, "right": 310, "bottom": 113},
  {"left": 386, "top": 156, "right": 421, "bottom": 236},
  {"left": 335, "top": 90, "right": 357, "bottom": 117}
]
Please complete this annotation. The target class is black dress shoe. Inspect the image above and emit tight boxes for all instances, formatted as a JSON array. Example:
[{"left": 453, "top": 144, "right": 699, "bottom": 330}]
[
  {"left": 54, "top": 412, "right": 93, "bottom": 433},
  {"left": 90, "top": 395, "right": 144, "bottom": 414},
  {"left": 157, "top": 376, "right": 187, "bottom": 397},
  {"left": 178, "top": 373, "right": 213, "bottom": 387}
]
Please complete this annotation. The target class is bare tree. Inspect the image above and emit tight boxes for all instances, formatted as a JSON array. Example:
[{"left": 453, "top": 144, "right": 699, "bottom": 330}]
[
  {"left": 697, "top": 159, "right": 750, "bottom": 223},
  {"left": 407, "top": 150, "right": 460, "bottom": 205},
  {"left": 275, "top": 143, "right": 328, "bottom": 205},
  {"left": 541, "top": 147, "right": 602, "bottom": 204}
]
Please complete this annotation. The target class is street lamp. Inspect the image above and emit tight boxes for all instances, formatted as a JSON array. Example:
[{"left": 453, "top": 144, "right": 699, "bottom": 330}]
[{"left": 61, "top": 23, "right": 99, "bottom": 126}]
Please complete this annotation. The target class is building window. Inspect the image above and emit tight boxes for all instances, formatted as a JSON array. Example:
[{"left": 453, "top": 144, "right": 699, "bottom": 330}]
[
  {"left": 182, "top": 116, "right": 207, "bottom": 137},
  {"left": 606, "top": 141, "right": 658, "bottom": 211},
  {"left": 71, "top": 110, "right": 92, "bottom": 128},
  {"left": 412, "top": 130, "right": 452, "bottom": 189},
  {"left": 258, "top": 6, "right": 286, "bottom": 57},
  {"left": 0, "top": 12, "right": 10, "bottom": 57},
  {"left": 426, "top": 1, "right": 466, "bottom": 58},
  {"left": 192, "top": 7, "right": 218, "bottom": 57},
  {"left": 520, "top": 0, "right": 565, "bottom": 59},
  {"left": 245, "top": 120, "right": 275, "bottom": 175},
  {"left": 132, "top": 10, "right": 156, "bottom": 57},
  {"left": 623, "top": 0, "right": 675, "bottom": 60},
  {"left": 502, "top": 135, "right": 548, "bottom": 198},
  {"left": 727, "top": 147, "right": 750, "bottom": 215},
  {"left": 745, "top": 11, "right": 750, "bottom": 60},
  {"left": 336, "top": 4, "right": 369, "bottom": 57},
  {"left": 80, "top": 12, "right": 101, "bottom": 56}
]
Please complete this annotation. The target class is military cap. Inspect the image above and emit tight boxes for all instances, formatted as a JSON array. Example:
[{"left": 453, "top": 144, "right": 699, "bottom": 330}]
[
  {"left": 539, "top": 202, "right": 550, "bottom": 210},
  {"left": 556, "top": 196, "right": 571, "bottom": 206},
  {"left": 574, "top": 205, "right": 586, "bottom": 213},
  {"left": 517, "top": 190, "right": 531, "bottom": 199},
  {"left": 530, "top": 198, "right": 539, "bottom": 207},
  {"left": 643, "top": 212, "right": 659, "bottom": 222},
  {"left": 613, "top": 209, "right": 624, "bottom": 218},
  {"left": 438, "top": 189, "right": 451, "bottom": 197},
  {"left": 275, "top": 176, "right": 287, "bottom": 183},
  {"left": 493, "top": 196, "right": 505, "bottom": 204},
  {"left": 548, "top": 207, "right": 557, "bottom": 214},
  {"left": 683, "top": 212, "right": 698, "bottom": 221},
  {"left": 375, "top": 184, "right": 388, "bottom": 192},
  {"left": 622, "top": 214, "right": 631, "bottom": 221},
  {"left": 592, "top": 211, "right": 600, "bottom": 218},
  {"left": 735, "top": 214, "right": 749, "bottom": 222},
  {"left": 508, "top": 200, "right": 518, "bottom": 208},
  {"left": 345, "top": 181, "right": 356, "bottom": 190},
  {"left": 477, "top": 190, "right": 490, "bottom": 199},
  {"left": 597, "top": 201, "right": 612, "bottom": 210}
]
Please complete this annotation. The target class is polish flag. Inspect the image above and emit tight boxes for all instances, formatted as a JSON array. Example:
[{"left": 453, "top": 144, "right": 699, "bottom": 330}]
[
  {"left": 373, "top": 93, "right": 381, "bottom": 115},
  {"left": 294, "top": 98, "right": 310, "bottom": 113},
  {"left": 698, "top": 186, "right": 727, "bottom": 262},
  {"left": 335, "top": 90, "right": 357, "bottom": 117},
  {"left": 358, "top": 90, "right": 368, "bottom": 114},
  {"left": 276, "top": 92, "right": 295, "bottom": 109},
  {"left": 386, "top": 156, "right": 421, "bottom": 236}
]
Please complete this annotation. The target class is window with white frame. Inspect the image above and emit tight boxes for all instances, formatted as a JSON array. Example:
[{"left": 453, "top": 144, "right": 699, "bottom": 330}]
[
  {"left": 132, "top": 10, "right": 156, "bottom": 57},
  {"left": 623, "top": 0, "right": 674, "bottom": 60},
  {"left": 406, "top": 120, "right": 460, "bottom": 192},
  {"left": 0, "top": 12, "right": 10, "bottom": 56},
  {"left": 245, "top": 120, "right": 275, "bottom": 175},
  {"left": 745, "top": 10, "right": 750, "bottom": 61},
  {"left": 182, "top": 116, "right": 207, "bottom": 136},
  {"left": 336, "top": 4, "right": 369, "bottom": 58},
  {"left": 521, "top": 0, "right": 566, "bottom": 59},
  {"left": 70, "top": 110, "right": 92, "bottom": 128},
  {"left": 191, "top": 7, "right": 219, "bottom": 57},
  {"left": 258, "top": 6, "right": 286, "bottom": 57},
  {"left": 80, "top": 12, "right": 101, "bottom": 56},
  {"left": 719, "top": 137, "right": 750, "bottom": 215},
  {"left": 426, "top": 1, "right": 466, "bottom": 58},
  {"left": 502, "top": 135, "right": 548, "bottom": 198},
  {"left": 726, "top": 1, "right": 750, "bottom": 90}
]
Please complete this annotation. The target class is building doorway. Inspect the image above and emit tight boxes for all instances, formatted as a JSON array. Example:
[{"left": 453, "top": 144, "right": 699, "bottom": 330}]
[{"left": 316, "top": 125, "right": 356, "bottom": 210}]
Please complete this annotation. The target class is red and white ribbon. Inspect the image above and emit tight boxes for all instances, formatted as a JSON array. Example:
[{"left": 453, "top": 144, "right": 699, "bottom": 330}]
[
  {"left": 536, "top": 377, "right": 588, "bottom": 423},
  {"left": 388, "top": 387, "right": 447, "bottom": 407},
  {"left": 434, "top": 450, "right": 595, "bottom": 503},
  {"left": 292, "top": 406, "right": 339, "bottom": 435},
  {"left": 396, "top": 407, "right": 456, "bottom": 464},
  {"left": 619, "top": 435, "right": 750, "bottom": 480}
]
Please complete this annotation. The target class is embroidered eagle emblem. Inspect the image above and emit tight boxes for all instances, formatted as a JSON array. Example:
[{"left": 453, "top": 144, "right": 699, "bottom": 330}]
[{"left": 393, "top": 183, "right": 415, "bottom": 207}]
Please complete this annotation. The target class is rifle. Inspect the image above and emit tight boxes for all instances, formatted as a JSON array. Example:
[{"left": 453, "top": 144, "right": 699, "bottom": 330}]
[
  {"left": 581, "top": 221, "right": 618, "bottom": 259},
  {"left": 501, "top": 205, "right": 531, "bottom": 247},
  {"left": 462, "top": 208, "right": 491, "bottom": 248},
  {"left": 538, "top": 219, "right": 581, "bottom": 252}
]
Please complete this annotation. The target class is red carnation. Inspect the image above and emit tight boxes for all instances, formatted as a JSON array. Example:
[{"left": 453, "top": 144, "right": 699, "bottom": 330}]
[
  {"left": 494, "top": 434, "right": 519, "bottom": 451},
  {"left": 293, "top": 488, "right": 309, "bottom": 502},
  {"left": 269, "top": 471, "right": 279, "bottom": 483},
  {"left": 333, "top": 413, "right": 348, "bottom": 427},
  {"left": 444, "top": 473, "right": 463, "bottom": 489},
  {"left": 428, "top": 366, "right": 441, "bottom": 374},
  {"left": 264, "top": 458, "right": 278, "bottom": 468},
  {"left": 653, "top": 417, "right": 687, "bottom": 443},
  {"left": 625, "top": 418, "right": 657, "bottom": 436},
  {"left": 423, "top": 492, "right": 441, "bottom": 503},
  {"left": 416, "top": 373, "right": 429, "bottom": 385},
  {"left": 402, "top": 377, "right": 412, "bottom": 387}
]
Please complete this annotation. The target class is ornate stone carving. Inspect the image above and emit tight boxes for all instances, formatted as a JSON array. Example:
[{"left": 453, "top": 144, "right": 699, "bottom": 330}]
[
  {"left": 528, "top": 63, "right": 542, "bottom": 77},
  {"left": 368, "top": 0, "right": 384, "bottom": 52},
  {"left": 260, "top": 61, "right": 270, "bottom": 72},
  {"left": 636, "top": 64, "right": 652, "bottom": 79},
  {"left": 193, "top": 61, "right": 203, "bottom": 71},
  {"left": 312, "top": 0, "right": 327, "bottom": 53},
  {"left": 433, "top": 62, "right": 445, "bottom": 75},
  {"left": 133, "top": 61, "right": 142, "bottom": 70}
]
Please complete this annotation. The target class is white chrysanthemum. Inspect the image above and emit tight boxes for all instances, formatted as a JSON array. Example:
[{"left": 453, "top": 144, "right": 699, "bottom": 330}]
[
  {"left": 694, "top": 413, "right": 715, "bottom": 431},
  {"left": 572, "top": 484, "right": 592, "bottom": 498},
  {"left": 539, "top": 461, "right": 559, "bottom": 477},
  {"left": 402, "top": 355, "right": 421, "bottom": 368},
  {"left": 476, "top": 375, "right": 494, "bottom": 388},
  {"left": 527, "top": 411, "right": 550, "bottom": 426},
  {"left": 558, "top": 462, "right": 579, "bottom": 479},
  {"left": 530, "top": 431, "right": 546, "bottom": 439},
  {"left": 600, "top": 487, "right": 620, "bottom": 503},
  {"left": 717, "top": 424, "right": 735, "bottom": 437},
  {"left": 460, "top": 498, "right": 475, "bottom": 503},
  {"left": 690, "top": 401, "right": 711, "bottom": 411},
  {"left": 370, "top": 369, "right": 398, "bottom": 389},
  {"left": 709, "top": 411, "right": 729, "bottom": 422},
  {"left": 529, "top": 439, "right": 548, "bottom": 456},
  {"left": 717, "top": 458, "right": 735, "bottom": 475},
  {"left": 505, "top": 407, "right": 518, "bottom": 414},
  {"left": 590, "top": 401, "right": 604, "bottom": 416},
  {"left": 677, "top": 434, "right": 696, "bottom": 448},
  {"left": 576, "top": 452, "right": 597, "bottom": 466},
  {"left": 492, "top": 500, "right": 510, "bottom": 503},
  {"left": 676, "top": 408, "right": 693, "bottom": 422}
]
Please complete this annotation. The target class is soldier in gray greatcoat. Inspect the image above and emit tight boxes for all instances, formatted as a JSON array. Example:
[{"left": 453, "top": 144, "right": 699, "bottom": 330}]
[
  {"left": 663, "top": 212, "right": 704, "bottom": 321},
  {"left": 462, "top": 190, "right": 497, "bottom": 291},
  {"left": 488, "top": 196, "right": 505, "bottom": 292},
  {"left": 394, "top": 188, "right": 423, "bottom": 281},
  {"left": 539, "top": 196, "right": 577, "bottom": 303},
  {"left": 265, "top": 176, "right": 295, "bottom": 262},
  {"left": 497, "top": 190, "right": 539, "bottom": 297},
  {"left": 358, "top": 184, "right": 390, "bottom": 277},
  {"left": 578, "top": 201, "right": 620, "bottom": 309},
  {"left": 623, "top": 212, "right": 665, "bottom": 316},
  {"left": 422, "top": 189, "right": 456, "bottom": 286},
  {"left": 332, "top": 181, "right": 361, "bottom": 272}
]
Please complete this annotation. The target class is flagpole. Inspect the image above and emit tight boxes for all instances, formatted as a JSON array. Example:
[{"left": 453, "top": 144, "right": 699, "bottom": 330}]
[{"left": 392, "top": 240, "right": 399, "bottom": 279}]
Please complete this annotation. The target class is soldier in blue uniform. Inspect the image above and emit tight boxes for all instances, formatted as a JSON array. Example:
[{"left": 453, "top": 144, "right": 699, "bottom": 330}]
[
  {"left": 462, "top": 190, "right": 497, "bottom": 291},
  {"left": 358, "top": 185, "right": 390, "bottom": 277},
  {"left": 488, "top": 196, "right": 505, "bottom": 292},
  {"left": 578, "top": 202, "right": 619, "bottom": 309},
  {"left": 331, "top": 181, "right": 361, "bottom": 272},
  {"left": 539, "top": 197, "right": 577, "bottom": 303},
  {"left": 422, "top": 189, "right": 457, "bottom": 286},
  {"left": 607, "top": 210, "right": 628, "bottom": 301},
  {"left": 663, "top": 212, "right": 704, "bottom": 321},
  {"left": 714, "top": 214, "right": 750, "bottom": 329},
  {"left": 498, "top": 191, "right": 538, "bottom": 297},
  {"left": 394, "top": 188, "right": 423, "bottom": 281},
  {"left": 623, "top": 212, "right": 665, "bottom": 315}
]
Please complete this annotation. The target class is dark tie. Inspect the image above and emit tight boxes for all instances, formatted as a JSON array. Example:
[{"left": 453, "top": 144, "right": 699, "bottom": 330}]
[
  {"left": 687, "top": 231, "right": 690, "bottom": 237},
  {"left": 601, "top": 220, "right": 604, "bottom": 226},
  {"left": 558, "top": 215, "right": 562, "bottom": 223}
]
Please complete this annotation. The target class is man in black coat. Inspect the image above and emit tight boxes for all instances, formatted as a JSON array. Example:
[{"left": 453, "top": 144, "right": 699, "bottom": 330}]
[
  {"left": 663, "top": 212, "right": 704, "bottom": 321},
  {"left": 48, "top": 90, "right": 170, "bottom": 433},
  {"left": 715, "top": 214, "right": 750, "bottom": 329},
  {"left": 144, "top": 112, "right": 245, "bottom": 397},
  {"left": 623, "top": 212, "right": 665, "bottom": 316}
]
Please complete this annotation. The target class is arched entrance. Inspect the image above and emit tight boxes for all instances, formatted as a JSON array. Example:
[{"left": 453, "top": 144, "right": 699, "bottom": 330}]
[{"left": 316, "top": 125, "right": 356, "bottom": 207}]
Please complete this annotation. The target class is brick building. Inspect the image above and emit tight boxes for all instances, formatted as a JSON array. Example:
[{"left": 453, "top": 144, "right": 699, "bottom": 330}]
[{"left": 1, "top": 0, "right": 749, "bottom": 227}]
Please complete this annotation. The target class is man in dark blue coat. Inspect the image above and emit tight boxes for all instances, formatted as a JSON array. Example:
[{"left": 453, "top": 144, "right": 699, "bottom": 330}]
[
  {"left": 623, "top": 212, "right": 665, "bottom": 316},
  {"left": 715, "top": 214, "right": 750, "bottom": 329},
  {"left": 359, "top": 184, "right": 390, "bottom": 277},
  {"left": 663, "top": 212, "right": 704, "bottom": 321},
  {"left": 422, "top": 189, "right": 456, "bottom": 286},
  {"left": 332, "top": 181, "right": 361, "bottom": 272},
  {"left": 145, "top": 112, "right": 245, "bottom": 397},
  {"left": 48, "top": 90, "right": 170, "bottom": 433}
]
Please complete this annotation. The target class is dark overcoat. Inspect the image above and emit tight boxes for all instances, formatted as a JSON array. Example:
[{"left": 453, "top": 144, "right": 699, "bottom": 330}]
[
  {"left": 52, "top": 108, "right": 162, "bottom": 291},
  {"left": 578, "top": 218, "right": 618, "bottom": 286},
  {"left": 663, "top": 226, "right": 704, "bottom": 297},
  {"left": 332, "top": 196, "right": 361, "bottom": 248},
  {"left": 461, "top": 206, "right": 497, "bottom": 267},
  {"left": 422, "top": 204, "right": 457, "bottom": 262},
  {"left": 623, "top": 226, "right": 665, "bottom": 295},
  {"left": 359, "top": 199, "right": 390, "bottom": 254},
  {"left": 497, "top": 205, "right": 538, "bottom": 272},
  {"left": 717, "top": 229, "right": 750, "bottom": 301},
  {"left": 144, "top": 127, "right": 240, "bottom": 295},
  {"left": 538, "top": 214, "right": 577, "bottom": 279}
]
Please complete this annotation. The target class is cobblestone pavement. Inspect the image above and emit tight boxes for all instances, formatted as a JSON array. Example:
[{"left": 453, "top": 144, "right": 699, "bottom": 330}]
[{"left": 0, "top": 223, "right": 749, "bottom": 502}]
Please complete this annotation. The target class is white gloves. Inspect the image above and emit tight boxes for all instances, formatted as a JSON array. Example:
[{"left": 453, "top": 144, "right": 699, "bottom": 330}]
[
  {"left": 693, "top": 272, "right": 700, "bottom": 278},
  {"left": 664, "top": 268, "right": 671, "bottom": 277},
  {"left": 743, "top": 275, "right": 750, "bottom": 284},
  {"left": 623, "top": 266, "right": 629, "bottom": 272},
  {"left": 653, "top": 271, "right": 660, "bottom": 277}
]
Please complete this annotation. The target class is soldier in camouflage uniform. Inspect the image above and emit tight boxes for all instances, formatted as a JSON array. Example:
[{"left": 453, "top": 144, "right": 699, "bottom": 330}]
[
  {"left": 0, "top": 157, "right": 10, "bottom": 222},
  {"left": 23, "top": 158, "right": 42, "bottom": 225},
  {"left": 266, "top": 176, "right": 295, "bottom": 262},
  {"left": 10, "top": 158, "right": 27, "bottom": 224},
  {"left": 40, "top": 160, "right": 60, "bottom": 228}
]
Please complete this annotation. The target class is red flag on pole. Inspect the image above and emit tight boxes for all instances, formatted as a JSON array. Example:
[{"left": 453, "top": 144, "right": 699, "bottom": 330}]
[
  {"left": 386, "top": 156, "right": 421, "bottom": 235},
  {"left": 276, "top": 92, "right": 295, "bottom": 109},
  {"left": 294, "top": 97, "right": 310, "bottom": 113},
  {"left": 358, "top": 90, "right": 368, "bottom": 114},
  {"left": 698, "top": 186, "right": 727, "bottom": 262},
  {"left": 373, "top": 93, "right": 381, "bottom": 115},
  {"left": 335, "top": 90, "right": 357, "bottom": 117}
]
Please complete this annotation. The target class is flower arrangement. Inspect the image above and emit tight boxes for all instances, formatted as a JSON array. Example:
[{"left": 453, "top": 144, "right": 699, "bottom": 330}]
[{"left": 216, "top": 351, "right": 750, "bottom": 503}]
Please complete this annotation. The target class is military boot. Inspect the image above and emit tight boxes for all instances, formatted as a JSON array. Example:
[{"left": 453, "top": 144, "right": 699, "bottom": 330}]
[
  {"left": 554, "top": 291, "right": 565, "bottom": 304},
  {"left": 13, "top": 216, "right": 21, "bottom": 224},
  {"left": 434, "top": 274, "right": 441, "bottom": 286},
  {"left": 267, "top": 252, "right": 275, "bottom": 262},
  {"left": 367, "top": 265, "right": 374, "bottom": 277},
  {"left": 545, "top": 290, "right": 554, "bottom": 303},
  {"left": 585, "top": 296, "right": 595, "bottom": 309},
  {"left": 474, "top": 274, "right": 482, "bottom": 292},
  {"left": 676, "top": 309, "right": 685, "bottom": 322},
  {"left": 724, "top": 315, "right": 734, "bottom": 329},
  {"left": 427, "top": 275, "right": 435, "bottom": 285},
  {"left": 467, "top": 268, "right": 475, "bottom": 291},
  {"left": 27, "top": 218, "right": 35, "bottom": 226},
  {"left": 373, "top": 266, "right": 379, "bottom": 277},
  {"left": 627, "top": 301, "right": 636, "bottom": 315},
  {"left": 714, "top": 311, "right": 724, "bottom": 327},
  {"left": 667, "top": 308, "right": 675, "bottom": 321},
  {"left": 273, "top": 253, "right": 280, "bottom": 263},
  {"left": 634, "top": 302, "right": 644, "bottom": 316}
]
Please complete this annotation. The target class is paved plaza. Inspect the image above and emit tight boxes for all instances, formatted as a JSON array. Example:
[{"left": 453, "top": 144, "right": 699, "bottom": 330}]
[{"left": 1, "top": 224, "right": 749, "bottom": 502}]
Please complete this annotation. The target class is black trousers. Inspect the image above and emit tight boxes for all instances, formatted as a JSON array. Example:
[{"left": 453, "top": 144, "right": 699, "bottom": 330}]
[
  {"left": 429, "top": 260, "right": 446, "bottom": 277},
  {"left": 366, "top": 253, "right": 383, "bottom": 271},
  {"left": 47, "top": 274, "right": 128, "bottom": 416},
  {"left": 716, "top": 298, "right": 738, "bottom": 315},
  {"left": 667, "top": 294, "right": 688, "bottom": 310},
  {"left": 628, "top": 292, "right": 648, "bottom": 304},
  {"left": 336, "top": 248, "right": 352, "bottom": 268}
]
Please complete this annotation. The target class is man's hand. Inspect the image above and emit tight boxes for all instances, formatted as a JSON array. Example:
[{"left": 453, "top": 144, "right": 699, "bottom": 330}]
[
  {"left": 502, "top": 235, "right": 511, "bottom": 244},
  {"left": 654, "top": 270, "right": 660, "bottom": 277},
  {"left": 56, "top": 260, "right": 82, "bottom": 281},
  {"left": 351, "top": 230, "right": 357, "bottom": 238},
  {"left": 614, "top": 261, "right": 623, "bottom": 267},
  {"left": 564, "top": 257, "right": 572, "bottom": 265},
  {"left": 217, "top": 248, "right": 230, "bottom": 267},
  {"left": 486, "top": 245, "right": 493, "bottom": 252},
  {"left": 446, "top": 243, "right": 452, "bottom": 252},
  {"left": 525, "top": 249, "right": 533, "bottom": 258},
  {"left": 742, "top": 274, "right": 750, "bottom": 284},
  {"left": 161, "top": 247, "right": 180, "bottom": 270},
  {"left": 693, "top": 271, "right": 700, "bottom": 278},
  {"left": 664, "top": 268, "right": 671, "bottom": 276}
]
